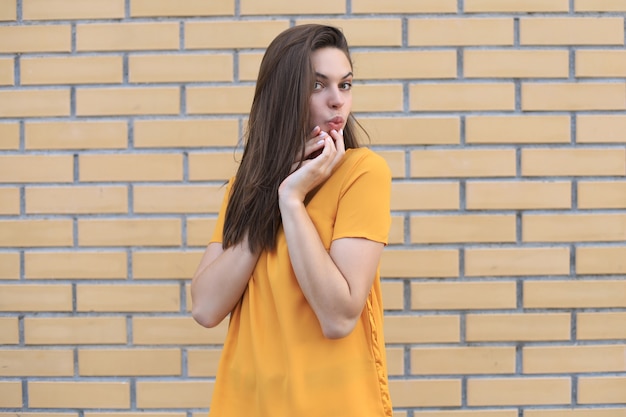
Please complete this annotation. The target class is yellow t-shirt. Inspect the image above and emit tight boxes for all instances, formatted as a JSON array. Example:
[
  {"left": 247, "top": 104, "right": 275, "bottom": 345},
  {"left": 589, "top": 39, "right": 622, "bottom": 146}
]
[{"left": 208, "top": 147, "right": 393, "bottom": 417}]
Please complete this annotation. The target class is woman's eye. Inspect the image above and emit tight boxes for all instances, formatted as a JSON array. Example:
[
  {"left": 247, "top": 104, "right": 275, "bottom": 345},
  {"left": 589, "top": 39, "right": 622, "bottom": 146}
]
[
  {"left": 313, "top": 81, "right": 323, "bottom": 90},
  {"left": 341, "top": 82, "right": 352, "bottom": 90}
]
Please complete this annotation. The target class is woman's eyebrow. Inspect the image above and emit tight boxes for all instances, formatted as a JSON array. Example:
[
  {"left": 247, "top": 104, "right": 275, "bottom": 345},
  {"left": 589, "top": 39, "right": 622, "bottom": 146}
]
[{"left": 315, "top": 71, "right": 354, "bottom": 80}]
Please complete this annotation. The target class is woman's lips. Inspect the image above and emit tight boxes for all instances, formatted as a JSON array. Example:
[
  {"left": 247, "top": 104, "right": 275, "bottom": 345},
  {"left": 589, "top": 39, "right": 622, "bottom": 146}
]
[{"left": 327, "top": 116, "right": 344, "bottom": 131}]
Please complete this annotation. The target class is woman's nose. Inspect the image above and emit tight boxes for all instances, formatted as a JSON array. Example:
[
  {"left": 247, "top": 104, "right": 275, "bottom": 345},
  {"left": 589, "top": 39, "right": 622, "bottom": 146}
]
[{"left": 328, "top": 87, "right": 344, "bottom": 108}]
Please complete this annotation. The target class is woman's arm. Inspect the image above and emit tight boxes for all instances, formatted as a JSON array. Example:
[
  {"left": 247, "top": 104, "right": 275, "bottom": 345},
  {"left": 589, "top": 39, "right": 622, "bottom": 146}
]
[
  {"left": 278, "top": 129, "right": 386, "bottom": 339},
  {"left": 190, "top": 238, "right": 259, "bottom": 328}
]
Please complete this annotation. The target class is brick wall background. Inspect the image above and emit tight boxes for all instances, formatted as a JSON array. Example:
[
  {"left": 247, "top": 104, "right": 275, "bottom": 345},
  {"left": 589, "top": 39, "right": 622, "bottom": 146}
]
[{"left": 1, "top": 0, "right": 626, "bottom": 415}]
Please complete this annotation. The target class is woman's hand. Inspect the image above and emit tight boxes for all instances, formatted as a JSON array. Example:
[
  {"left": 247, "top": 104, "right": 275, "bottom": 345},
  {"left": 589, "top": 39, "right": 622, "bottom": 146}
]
[{"left": 279, "top": 126, "right": 346, "bottom": 204}]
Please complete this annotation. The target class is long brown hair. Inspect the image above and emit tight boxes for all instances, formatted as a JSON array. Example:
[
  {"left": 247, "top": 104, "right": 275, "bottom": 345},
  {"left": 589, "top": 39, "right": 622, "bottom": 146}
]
[{"left": 223, "top": 24, "right": 362, "bottom": 253}]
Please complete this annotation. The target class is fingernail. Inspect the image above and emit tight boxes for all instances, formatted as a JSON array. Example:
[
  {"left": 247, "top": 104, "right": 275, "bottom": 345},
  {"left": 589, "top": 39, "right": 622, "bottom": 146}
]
[
  {"left": 319, "top": 131, "right": 327, "bottom": 138},
  {"left": 331, "top": 129, "right": 337, "bottom": 135},
  {"left": 317, "top": 139, "right": 325, "bottom": 145},
  {"left": 339, "top": 129, "right": 343, "bottom": 135}
]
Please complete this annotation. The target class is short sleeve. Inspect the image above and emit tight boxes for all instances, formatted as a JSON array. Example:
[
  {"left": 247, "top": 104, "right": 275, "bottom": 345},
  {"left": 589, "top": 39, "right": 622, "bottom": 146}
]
[
  {"left": 332, "top": 150, "right": 392, "bottom": 244},
  {"left": 209, "top": 179, "right": 234, "bottom": 244}
]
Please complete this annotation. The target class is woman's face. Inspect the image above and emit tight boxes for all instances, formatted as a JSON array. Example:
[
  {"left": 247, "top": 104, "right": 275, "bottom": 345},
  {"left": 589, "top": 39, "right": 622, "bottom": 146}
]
[{"left": 309, "top": 47, "right": 353, "bottom": 134}]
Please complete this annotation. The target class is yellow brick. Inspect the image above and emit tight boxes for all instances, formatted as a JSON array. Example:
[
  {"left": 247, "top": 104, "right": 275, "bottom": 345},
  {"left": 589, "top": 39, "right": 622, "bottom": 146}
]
[
  {"left": 24, "top": 317, "right": 127, "bottom": 345},
  {"left": 465, "top": 247, "right": 570, "bottom": 277},
  {"left": 412, "top": 347, "right": 515, "bottom": 375},
  {"left": 26, "top": 186, "right": 127, "bottom": 214},
  {"left": 0, "top": 123, "right": 19, "bottom": 150},
  {"left": 578, "top": 312, "right": 626, "bottom": 340},
  {"left": 578, "top": 245, "right": 626, "bottom": 275},
  {"left": 412, "top": 281, "right": 517, "bottom": 310},
  {"left": 525, "top": 409, "right": 626, "bottom": 417},
  {"left": 129, "top": 54, "right": 233, "bottom": 83},
  {"left": 524, "top": 280, "right": 626, "bottom": 308},
  {"left": 384, "top": 315, "right": 460, "bottom": 344},
  {"left": 386, "top": 347, "right": 404, "bottom": 376},
  {"left": 29, "top": 381, "right": 130, "bottom": 409},
  {"left": 77, "top": 87, "right": 179, "bottom": 116},
  {"left": 577, "top": 115, "right": 626, "bottom": 143},
  {"left": 238, "top": 52, "right": 263, "bottom": 81},
  {"left": 411, "top": 149, "right": 516, "bottom": 178},
  {"left": 242, "top": 0, "right": 344, "bottom": 14},
  {"left": 25, "top": 251, "right": 127, "bottom": 279},
  {"left": 467, "top": 181, "right": 571, "bottom": 210},
  {"left": 134, "top": 185, "right": 223, "bottom": 213},
  {"left": 414, "top": 412, "right": 518, "bottom": 417},
  {"left": 187, "top": 348, "right": 222, "bottom": 377},
  {"left": 188, "top": 153, "right": 241, "bottom": 181},
  {"left": 0, "top": 89, "right": 70, "bottom": 117},
  {"left": 77, "top": 23, "right": 179, "bottom": 52},
  {"left": 381, "top": 280, "right": 404, "bottom": 310},
  {"left": 79, "top": 349, "right": 181, "bottom": 376},
  {"left": 134, "top": 119, "right": 239, "bottom": 148},
  {"left": 354, "top": 84, "right": 404, "bottom": 112},
  {"left": 522, "top": 82, "right": 626, "bottom": 111},
  {"left": 79, "top": 153, "right": 182, "bottom": 182},
  {"left": 0, "top": 349, "right": 73, "bottom": 376},
  {"left": 77, "top": 284, "right": 180, "bottom": 312},
  {"left": 0, "top": 57, "right": 13, "bottom": 85},
  {"left": 576, "top": 0, "right": 626, "bottom": 11},
  {"left": 21, "top": 56, "right": 122, "bottom": 85},
  {"left": 468, "top": 377, "right": 571, "bottom": 406},
  {"left": 352, "top": 50, "right": 456, "bottom": 79},
  {"left": 522, "top": 149, "right": 626, "bottom": 176},
  {"left": 579, "top": 181, "right": 626, "bottom": 209},
  {"left": 352, "top": 0, "right": 457, "bottom": 13},
  {"left": 466, "top": 313, "right": 571, "bottom": 342},
  {"left": 524, "top": 345, "right": 626, "bottom": 374},
  {"left": 578, "top": 377, "right": 626, "bottom": 404},
  {"left": 389, "top": 379, "right": 461, "bottom": 408},
  {"left": 78, "top": 219, "right": 181, "bottom": 247},
  {"left": 25, "top": 120, "right": 127, "bottom": 150},
  {"left": 409, "top": 18, "right": 514, "bottom": 46},
  {"left": 0, "top": 219, "right": 73, "bottom": 248},
  {"left": 410, "top": 83, "right": 515, "bottom": 111},
  {"left": 0, "top": 25, "right": 71, "bottom": 53},
  {"left": 381, "top": 249, "right": 459, "bottom": 278},
  {"left": 187, "top": 218, "right": 218, "bottom": 247},
  {"left": 0, "top": 381, "right": 22, "bottom": 407},
  {"left": 524, "top": 213, "right": 626, "bottom": 243},
  {"left": 185, "top": 20, "right": 290, "bottom": 49},
  {"left": 187, "top": 85, "right": 254, "bottom": 115},
  {"left": 86, "top": 413, "right": 184, "bottom": 417},
  {"left": 466, "top": 115, "right": 570, "bottom": 144},
  {"left": 132, "top": 251, "right": 202, "bottom": 279},
  {"left": 378, "top": 151, "right": 405, "bottom": 178},
  {"left": 136, "top": 381, "right": 212, "bottom": 408},
  {"left": 0, "top": 187, "right": 19, "bottom": 215},
  {"left": 23, "top": 0, "right": 124, "bottom": 19},
  {"left": 360, "top": 117, "right": 460, "bottom": 146},
  {"left": 0, "top": 284, "right": 72, "bottom": 312},
  {"left": 0, "top": 155, "right": 73, "bottom": 183},
  {"left": 521, "top": 17, "right": 624, "bottom": 45},
  {"left": 465, "top": 0, "right": 569, "bottom": 12},
  {"left": 577, "top": 50, "right": 626, "bottom": 78},
  {"left": 0, "top": 0, "right": 16, "bottom": 20},
  {"left": 465, "top": 50, "right": 569, "bottom": 78},
  {"left": 411, "top": 214, "right": 516, "bottom": 244},
  {"left": 389, "top": 216, "right": 404, "bottom": 245},
  {"left": 133, "top": 317, "right": 227, "bottom": 345},
  {"left": 0, "top": 318, "right": 19, "bottom": 344},
  {"left": 131, "top": 0, "right": 234, "bottom": 16},
  {"left": 298, "top": 18, "right": 404, "bottom": 47},
  {"left": 0, "top": 253, "right": 19, "bottom": 279}
]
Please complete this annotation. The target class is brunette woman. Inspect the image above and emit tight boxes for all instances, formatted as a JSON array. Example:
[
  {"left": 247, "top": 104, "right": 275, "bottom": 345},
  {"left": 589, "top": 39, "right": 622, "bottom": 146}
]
[{"left": 191, "top": 24, "right": 393, "bottom": 416}]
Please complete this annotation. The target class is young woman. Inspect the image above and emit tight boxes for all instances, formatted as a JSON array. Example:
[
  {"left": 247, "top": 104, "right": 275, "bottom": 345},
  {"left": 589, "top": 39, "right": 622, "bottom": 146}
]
[{"left": 191, "top": 24, "right": 393, "bottom": 416}]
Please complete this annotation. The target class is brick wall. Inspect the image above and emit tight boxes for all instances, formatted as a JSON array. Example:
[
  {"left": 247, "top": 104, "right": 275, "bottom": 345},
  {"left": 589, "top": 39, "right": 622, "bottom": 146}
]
[{"left": 1, "top": 0, "right": 626, "bottom": 415}]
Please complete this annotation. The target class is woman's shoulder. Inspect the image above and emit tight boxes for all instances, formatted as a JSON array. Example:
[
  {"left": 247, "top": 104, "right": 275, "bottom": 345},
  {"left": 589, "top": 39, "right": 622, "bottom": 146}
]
[{"left": 342, "top": 147, "right": 391, "bottom": 175}]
